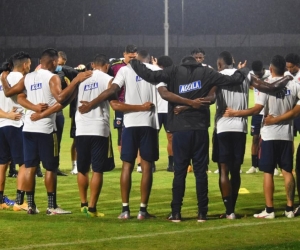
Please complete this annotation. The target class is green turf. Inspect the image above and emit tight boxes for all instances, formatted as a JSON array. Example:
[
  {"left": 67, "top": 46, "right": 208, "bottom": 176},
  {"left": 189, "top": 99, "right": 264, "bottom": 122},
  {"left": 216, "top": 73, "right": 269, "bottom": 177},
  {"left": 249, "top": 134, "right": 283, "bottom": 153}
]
[{"left": 2, "top": 92, "right": 300, "bottom": 250}]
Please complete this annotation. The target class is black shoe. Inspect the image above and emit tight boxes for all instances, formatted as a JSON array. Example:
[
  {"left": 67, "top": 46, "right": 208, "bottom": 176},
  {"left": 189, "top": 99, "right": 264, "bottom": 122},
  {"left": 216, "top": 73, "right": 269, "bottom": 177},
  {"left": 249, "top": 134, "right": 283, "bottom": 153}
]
[
  {"left": 36, "top": 169, "right": 44, "bottom": 177},
  {"left": 8, "top": 170, "right": 18, "bottom": 178},
  {"left": 167, "top": 212, "right": 181, "bottom": 222},
  {"left": 57, "top": 168, "right": 68, "bottom": 176},
  {"left": 197, "top": 213, "right": 207, "bottom": 222},
  {"left": 166, "top": 165, "right": 174, "bottom": 172}
]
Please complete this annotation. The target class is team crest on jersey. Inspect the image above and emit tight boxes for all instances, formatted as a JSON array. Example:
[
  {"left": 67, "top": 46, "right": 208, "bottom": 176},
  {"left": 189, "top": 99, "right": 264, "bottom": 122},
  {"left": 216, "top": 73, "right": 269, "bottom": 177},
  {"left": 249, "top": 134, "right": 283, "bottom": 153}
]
[
  {"left": 136, "top": 76, "right": 142, "bottom": 82},
  {"left": 31, "top": 83, "right": 42, "bottom": 91},
  {"left": 179, "top": 81, "right": 202, "bottom": 93},
  {"left": 84, "top": 82, "right": 98, "bottom": 91}
]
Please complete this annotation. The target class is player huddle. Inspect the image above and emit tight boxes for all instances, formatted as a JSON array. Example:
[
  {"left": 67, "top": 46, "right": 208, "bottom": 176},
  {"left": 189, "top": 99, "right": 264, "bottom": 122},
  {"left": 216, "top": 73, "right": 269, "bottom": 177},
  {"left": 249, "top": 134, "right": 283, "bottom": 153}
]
[{"left": 0, "top": 45, "right": 299, "bottom": 222}]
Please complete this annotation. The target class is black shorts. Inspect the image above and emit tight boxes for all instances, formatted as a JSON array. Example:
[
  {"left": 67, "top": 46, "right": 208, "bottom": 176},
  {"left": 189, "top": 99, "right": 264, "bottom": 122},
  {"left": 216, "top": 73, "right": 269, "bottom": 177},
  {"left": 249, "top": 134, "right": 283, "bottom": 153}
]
[
  {"left": 216, "top": 132, "right": 246, "bottom": 165},
  {"left": 251, "top": 114, "right": 263, "bottom": 136},
  {"left": 121, "top": 126, "right": 159, "bottom": 162},
  {"left": 158, "top": 113, "right": 168, "bottom": 132},
  {"left": 259, "top": 140, "right": 293, "bottom": 173},
  {"left": 76, "top": 135, "right": 115, "bottom": 174},
  {"left": 23, "top": 132, "right": 59, "bottom": 171},
  {"left": 294, "top": 117, "right": 300, "bottom": 136},
  {"left": 0, "top": 126, "right": 24, "bottom": 165},
  {"left": 212, "top": 129, "right": 219, "bottom": 163}
]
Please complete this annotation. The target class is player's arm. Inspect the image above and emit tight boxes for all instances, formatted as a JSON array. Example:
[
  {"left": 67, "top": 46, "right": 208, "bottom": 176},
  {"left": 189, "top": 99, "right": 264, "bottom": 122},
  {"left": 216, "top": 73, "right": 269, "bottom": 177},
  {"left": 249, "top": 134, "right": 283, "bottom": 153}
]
[
  {"left": 224, "top": 104, "right": 264, "bottom": 117},
  {"left": 1, "top": 72, "right": 25, "bottom": 97},
  {"left": 250, "top": 74, "right": 292, "bottom": 93},
  {"left": 264, "top": 105, "right": 300, "bottom": 125},
  {"left": 0, "top": 107, "right": 22, "bottom": 120},
  {"left": 110, "top": 100, "right": 154, "bottom": 112},
  {"left": 130, "top": 59, "right": 171, "bottom": 84},
  {"left": 30, "top": 102, "right": 63, "bottom": 121},
  {"left": 50, "top": 71, "right": 92, "bottom": 104},
  {"left": 78, "top": 83, "right": 120, "bottom": 114},
  {"left": 17, "top": 93, "right": 48, "bottom": 112}
]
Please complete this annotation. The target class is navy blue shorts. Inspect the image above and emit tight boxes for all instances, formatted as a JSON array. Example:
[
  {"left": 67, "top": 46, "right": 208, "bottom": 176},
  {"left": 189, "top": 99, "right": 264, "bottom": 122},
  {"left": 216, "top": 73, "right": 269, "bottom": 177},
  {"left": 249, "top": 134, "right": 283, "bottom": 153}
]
[
  {"left": 121, "top": 127, "right": 159, "bottom": 162},
  {"left": 158, "top": 113, "right": 169, "bottom": 132},
  {"left": 23, "top": 132, "right": 59, "bottom": 171},
  {"left": 251, "top": 114, "right": 263, "bottom": 136},
  {"left": 0, "top": 126, "right": 24, "bottom": 165},
  {"left": 76, "top": 135, "right": 115, "bottom": 174},
  {"left": 259, "top": 140, "right": 293, "bottom": 173},
  {"left": 216, "top": 132, "right": 246, "bottom": 165},
  {"left": 294, "top": 117, "right": 300, "bottom": 136}
]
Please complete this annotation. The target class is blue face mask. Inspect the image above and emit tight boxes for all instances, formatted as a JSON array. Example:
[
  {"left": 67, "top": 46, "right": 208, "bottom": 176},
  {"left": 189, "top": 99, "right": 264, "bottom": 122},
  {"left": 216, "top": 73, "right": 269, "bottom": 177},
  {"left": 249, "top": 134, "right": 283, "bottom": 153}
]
[{"left": 55, "top": 65, "right": 62, "bottom": 72}]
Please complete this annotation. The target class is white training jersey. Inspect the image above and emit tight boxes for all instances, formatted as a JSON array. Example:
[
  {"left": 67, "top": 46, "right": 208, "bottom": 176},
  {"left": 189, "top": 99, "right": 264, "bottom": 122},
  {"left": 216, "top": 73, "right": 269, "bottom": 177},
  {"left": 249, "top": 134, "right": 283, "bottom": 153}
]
[
  {"left": 23, "top": 69, "right": 57, "bottom": 134},
  {"left": 258, "top": 77, "right": 300, "bottom": 141},
  {"left": 113, "top": 63, "right": 159, "bottom": 129},
  {"left": 75, "top": 70, "right": 112, "bottom": 137},
  {"left": 250, "top": 69, "right": 270, "bottom": 115},
  {"left": 0, "top": 72, "right": 24, "bottom": 128},
  {"left": 215, "top": 68, "right": 250, "bottom": 134}
]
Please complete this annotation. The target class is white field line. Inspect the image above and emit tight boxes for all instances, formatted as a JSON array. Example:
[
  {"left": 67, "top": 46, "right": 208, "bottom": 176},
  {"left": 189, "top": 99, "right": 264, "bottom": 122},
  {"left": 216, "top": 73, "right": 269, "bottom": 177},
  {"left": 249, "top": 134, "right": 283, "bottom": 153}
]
[{"left": 5, "top": 218, "right": 300, "bottom": 250}]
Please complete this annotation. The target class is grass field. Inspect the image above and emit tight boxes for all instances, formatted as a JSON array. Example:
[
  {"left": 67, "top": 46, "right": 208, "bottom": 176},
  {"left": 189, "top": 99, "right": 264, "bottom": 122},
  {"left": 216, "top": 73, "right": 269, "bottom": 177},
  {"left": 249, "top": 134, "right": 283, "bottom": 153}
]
[{"left": 2, "top": 92, "right": 300, "bottom": 250}]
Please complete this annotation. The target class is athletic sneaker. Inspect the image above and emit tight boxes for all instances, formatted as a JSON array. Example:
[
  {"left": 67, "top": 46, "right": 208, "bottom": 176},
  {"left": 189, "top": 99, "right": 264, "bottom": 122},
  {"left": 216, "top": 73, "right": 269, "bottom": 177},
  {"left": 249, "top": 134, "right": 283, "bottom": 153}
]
[
  {"left": 167, "top": 213, "right": 181, "bottom": 222},
  {"left": 3, "top": 196, "right": 15, "bottom": 206},
  {"left": 137, "top": 166, "right": 142, "bottom": 173},
  {"left": 46, "top": 207, "right": 72, "bottom": 215},
  {"left": 137, "top": 211, "right": 156, "bottom": 220},
  {"left": 118, "top": 211, "right": 131, "bottom": 219},
  {"left": 27, "top": 206, "right": 39, "bottom": 215},
  {"left": 197, "top": 213, "right": 207, "bottom": 222},
  {"left": 0, "top": 203, "right": 10, "bottom": 209},
  {"left": 226, "top": 213, "right": 236, "bottom": 219},
  {"left": 80, "top": 206, "right": 88, "bottom": 213},
  {"left": 293, "top": 205, "right": 300, "bottom": 216},
  {"left": 13, "top": 201, "right": 28, "bottom": 211},
  {"left": 86, "top": 211, "right": 105, "bottom": 217},
  {"left": 214, "top": 169, "right": 219, "bottom": 174},
  {"left": 246, "top": 166, "right": 258, "bottom": 174},
  {"left": 274, "top": 168, "right": 279, "bottom": 176},
  {"left": 253, "top": 209, "right": 275, "bottom": 219},
  {"left": 284, "top": 210, "right": 294, "bottom": 218}
]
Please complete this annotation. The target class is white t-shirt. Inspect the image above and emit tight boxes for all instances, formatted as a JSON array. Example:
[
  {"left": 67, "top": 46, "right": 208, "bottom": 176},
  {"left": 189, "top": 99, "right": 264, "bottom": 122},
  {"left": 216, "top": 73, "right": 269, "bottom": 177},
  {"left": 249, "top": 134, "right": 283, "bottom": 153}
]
[
  {"left": 23, "top": 69, "right": 57, "bottom": 134},
  {"left": 0, "top": 72, "right": 24, "bottom": 128},
  {"left": 215, "top": 68, "right": 250, "bottom": 134},
  {"left": 75, "top": 70, "right": 112, "bottom": 137},
  {"left": 258, "top": 77, "right": 300, "bottom": 141},
  {"left": 113, "top": 63, "right": 159, "bottom": 129},
  {"left": 250, "top": 69, "right": 270, "bottom": 115}
]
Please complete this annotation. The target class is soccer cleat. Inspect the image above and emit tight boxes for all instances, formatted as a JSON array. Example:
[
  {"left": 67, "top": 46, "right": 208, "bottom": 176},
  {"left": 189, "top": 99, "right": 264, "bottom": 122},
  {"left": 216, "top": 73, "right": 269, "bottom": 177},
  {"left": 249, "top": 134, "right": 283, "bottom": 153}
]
[
  {"left": 167, "top": 165, "right": 174, "bottom": 172},
  {"left": 197, "top": 213, "right": 207, "bottom": 222},
  {"left": 57, "top": 168, "right": 68, "bottom": 176},
  {"left": 118, "top": 211, "right": 131, "bottom": 219},
  {"left": 0, "top": 203, "right": 10, "bottom": 210},
  {"left": 274, "top": 168, "right": 279, "bottom": 176},
  {"left": 187, "top": 165, "right": 193, "bottom": 172},
  {"left": 253, "top": 209, "right": 275, "bottom": 219},
  {"left": 136, "top": 166, "right": 142, "bottom": 173},
  {"left": 214, "top": 169, "right": 219, "bottom": 174},
  {"left": 13, "top": 201, "right": 28, "bottom": 211},
  {"left": 3, "top": 196, "right": 15, "bottom": 206},
  {"left": 137, "top": 211, "right": 156, "bottom": 220},
  {"left": 284, "top": 210, "right": 294, "bottom": 218},
  {"left": 70, "top": 165, "right": 78, "bottom": 175},
  {"left": 80, "top": 206, "right": 88, "bottom": 213},
  {"left": 246, "top": 166, "right": 258, "bottom": 174},
  {"left": 167, "top": 213, "right": 181, "bottom": 222},
  {"left": 8, "top": 170, "right": 18, "bottom": 178},
  {"left": 27, "top": 206, "right": 39, "bottom": 215},
  {"left": 293, "top": 205, "right": 300, "bottom": 216},
  {"left": 226, "top": 213, "right": 236, "bottom": 220},
  {"left": 86, "top": 211, "right": 105, "bottom": 217},
  {"left": 46, "top": 207, "right": 72, "bottom": 215}
]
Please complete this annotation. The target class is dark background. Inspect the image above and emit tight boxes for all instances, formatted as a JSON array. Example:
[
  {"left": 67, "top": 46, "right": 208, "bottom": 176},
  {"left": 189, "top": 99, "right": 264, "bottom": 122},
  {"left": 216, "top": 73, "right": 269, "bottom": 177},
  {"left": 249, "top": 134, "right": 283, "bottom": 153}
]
[{"left": 1, "top": 0, "right": 300, "bottom": 68}]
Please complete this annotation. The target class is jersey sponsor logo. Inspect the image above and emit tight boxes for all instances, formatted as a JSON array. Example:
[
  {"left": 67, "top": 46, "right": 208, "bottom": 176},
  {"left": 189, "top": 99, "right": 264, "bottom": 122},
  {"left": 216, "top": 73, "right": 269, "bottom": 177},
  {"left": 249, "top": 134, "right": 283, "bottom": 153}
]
[
  {"left": 276, "top": 89, "right": 291, "bottom": 99},
  {"left": 179, "top": 80, "right": 202, "bottom": 93},
  {"left": 136, "top": 76, "right": 142, "bottom": 82},
  {"left": 31, "top": 83, "right": 42, "bottom": 91},
  {"left": 84, "top": 82, "right": 98, "bottom": 91}
]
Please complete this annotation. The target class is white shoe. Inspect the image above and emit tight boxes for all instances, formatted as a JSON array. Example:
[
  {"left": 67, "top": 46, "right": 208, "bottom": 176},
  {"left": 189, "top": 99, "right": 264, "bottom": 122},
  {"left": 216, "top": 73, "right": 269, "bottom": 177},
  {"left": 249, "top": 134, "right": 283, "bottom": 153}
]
[
  {"left": 226, "top": 213, "right": 236, "bottom": 219},
  {"left": 240, "top": 169, "right": 243, "bottom": 174},
  {"left": 253, "top": 209, "right": 275, "bottom": 219},
  {"left": 274, "top": 168, "right": 279, "bottom": 176},
  {"left": 137, "top": 166, "right": 142, "bottom": 173},
  {"left": 70, "top": 164, "right": 78, "bottom": 175},
  {"left": 294, "top": 205, "right": 300, "bottom": 216},
  {"left": 284, "top": 210, "right": 295, "bottom": 218},
  {"left": 207, "top": 170, "right": 212, "bottom": 173},
  {"left": 46, "top": 207, "right": 72, "bottom": 215},
  {"left": 246, "top": 166, "right": 258, "bottom": 174},
  {"left": 214, "top": 169, "right": 219, "bottom": 174}
]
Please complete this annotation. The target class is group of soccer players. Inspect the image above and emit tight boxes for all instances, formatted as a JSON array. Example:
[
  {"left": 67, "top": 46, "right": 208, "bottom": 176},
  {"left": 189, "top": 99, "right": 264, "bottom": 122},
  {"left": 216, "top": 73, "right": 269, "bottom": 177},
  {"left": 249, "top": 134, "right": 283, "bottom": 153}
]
[{"left": 0, "top": 45, "right": 300, "bottom": 222}]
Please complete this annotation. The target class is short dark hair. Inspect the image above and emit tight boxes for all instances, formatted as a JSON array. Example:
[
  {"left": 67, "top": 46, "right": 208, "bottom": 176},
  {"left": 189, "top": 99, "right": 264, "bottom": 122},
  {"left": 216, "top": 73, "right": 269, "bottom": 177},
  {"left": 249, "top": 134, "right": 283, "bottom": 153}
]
[
  {"left": 58, "top": 51, "right": 67, "bottom": 61},
  {"left": 271, "top": 55, "right": 286, "bottom": 76},
  {"left": 12, "top": 51, "right": 31, "bottom": 67},
  {"left": 181, "top": 55, "right": 197, "bottom": 64},
  {"left": 138, "top": 50, "right": 150, "bottom": 59},
  {"left": 125, "top": 44, "right": 138, "bottom": 54},
  {"left": 285, "top": 53, "right": 300, "bottom": 65},
  {"left": 85, "top": 62, "right": 93, "bottom": 71},
  {"left": 93, "top": 54, "right": 108, "bottom": 66},
  {"left": 218, "top": 51, "right": 233, "bottom": 66},
  {"left": 41, "top": 48, "right": 58, "bottom": 59},
  {"left": 157, "top": 56, "right": 173, "bottom": 68},
  {"left": 191, "top": 48, "right": 206, "bottom": 56},
  {"left": 251, "top": 60, "right": 263, "bottom": 72}
]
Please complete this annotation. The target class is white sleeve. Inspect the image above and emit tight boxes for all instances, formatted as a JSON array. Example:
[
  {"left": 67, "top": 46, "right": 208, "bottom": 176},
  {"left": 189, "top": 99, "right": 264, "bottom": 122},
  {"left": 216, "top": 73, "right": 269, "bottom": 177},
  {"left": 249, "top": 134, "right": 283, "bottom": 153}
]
[
  {"left": 156, "top": 82, "right": 167, "bottom": 89},
  {"left": 255, "top": 92, "right": 267, "bottom": 106},
  {"left": 113, "top": 67, "right": 125, "bottom": 88}
]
